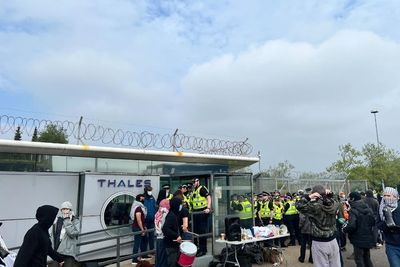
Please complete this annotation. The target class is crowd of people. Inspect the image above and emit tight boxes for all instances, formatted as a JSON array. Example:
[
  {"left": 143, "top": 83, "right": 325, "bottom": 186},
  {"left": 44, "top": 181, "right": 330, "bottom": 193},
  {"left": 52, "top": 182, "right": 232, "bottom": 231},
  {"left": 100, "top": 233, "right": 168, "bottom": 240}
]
[
  {"left": 231, "top": 185, "right": 400, "bottom": 267},
  {"left": 131, "top": 178, "right": 212, "bottom": 267},
  {"left": 2, "top": 180, "right": 399, "bottom": 267}
]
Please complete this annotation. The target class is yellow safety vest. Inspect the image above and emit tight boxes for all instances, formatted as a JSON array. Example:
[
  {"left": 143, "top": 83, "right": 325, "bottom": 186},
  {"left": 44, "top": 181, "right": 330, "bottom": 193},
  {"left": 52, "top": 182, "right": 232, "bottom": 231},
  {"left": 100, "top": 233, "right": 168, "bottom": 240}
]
[
  {"left": 273, "top": 203, "right": 283, "bottom": 220},
  {"left": 191, "top": 186, "right": 208, "bottom": 210},
  {"left": 285, "top": 200, "right": 299, "bottom": 215},
  {"left": 239, "top": 200, "right": 253, "bottom": 220},
  {"left": 183, "top": 194, "right": 191, "bottom": 209},
  {"left": 166, "top": 193, "right": 173, "bottom": 200},
  {"left": 259, "top": 201, "right": 271, "bottom": 218}
]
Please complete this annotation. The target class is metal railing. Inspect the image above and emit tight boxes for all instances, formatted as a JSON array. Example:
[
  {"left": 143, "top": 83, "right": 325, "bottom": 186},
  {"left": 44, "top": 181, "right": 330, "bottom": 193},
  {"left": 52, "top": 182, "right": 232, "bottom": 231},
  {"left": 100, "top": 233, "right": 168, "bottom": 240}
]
[{"left": 8, "top": 210, "right": 215, "bottom": 266}]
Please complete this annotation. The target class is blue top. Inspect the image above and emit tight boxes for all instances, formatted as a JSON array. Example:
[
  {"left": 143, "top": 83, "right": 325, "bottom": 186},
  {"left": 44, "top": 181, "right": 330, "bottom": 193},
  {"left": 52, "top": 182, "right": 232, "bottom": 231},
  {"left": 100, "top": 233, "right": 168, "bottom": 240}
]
[{"left": 144, "top": 195, "right": 157, "bottom": 221}]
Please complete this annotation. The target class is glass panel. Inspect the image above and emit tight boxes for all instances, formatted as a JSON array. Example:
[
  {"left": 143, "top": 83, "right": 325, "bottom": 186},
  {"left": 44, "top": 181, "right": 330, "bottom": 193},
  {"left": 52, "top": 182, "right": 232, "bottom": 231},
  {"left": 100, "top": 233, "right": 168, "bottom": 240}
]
[
  {"left": 102, "top": 193, "right": 134, "bottom": 236},
  {"left": 213, "top": 174, "right": 253, "bottom": 238}
]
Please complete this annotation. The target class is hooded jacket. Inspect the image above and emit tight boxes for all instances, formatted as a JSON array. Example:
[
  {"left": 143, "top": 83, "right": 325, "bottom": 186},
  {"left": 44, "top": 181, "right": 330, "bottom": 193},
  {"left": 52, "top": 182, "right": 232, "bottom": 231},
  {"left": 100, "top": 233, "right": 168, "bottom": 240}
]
[
  {"left": 14, "top": 205, "right": 64, "bottom": 267},
  {"left": 162, "top": 197, "right": 182, "bottom": 248},
  {"left": 296, "top": 195, "right": 339, "bottom": 241},
  {"left": 343, "top": 200, "right": 375, "bottom": 248},
  {"left": 50, "top": 215, "right": 80, "bottom": 259}
]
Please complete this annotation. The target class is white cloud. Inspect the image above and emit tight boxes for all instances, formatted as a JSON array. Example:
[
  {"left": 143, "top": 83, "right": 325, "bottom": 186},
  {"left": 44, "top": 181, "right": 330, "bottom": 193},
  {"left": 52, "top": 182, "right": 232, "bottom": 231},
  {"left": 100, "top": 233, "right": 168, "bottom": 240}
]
[
  {"left": 181, "top": 30, "right": 400, "bottom": 171},
  {"left": 1, "top": 1, "right": 400, "bottom": 171}
]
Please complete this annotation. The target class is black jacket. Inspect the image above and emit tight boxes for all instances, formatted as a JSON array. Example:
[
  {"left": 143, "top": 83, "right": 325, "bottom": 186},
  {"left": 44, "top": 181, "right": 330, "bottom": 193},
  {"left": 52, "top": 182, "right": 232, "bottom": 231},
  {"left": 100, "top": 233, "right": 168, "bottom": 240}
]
[
  {"left": 377, "top": 204, "right": 400, "bottom": 246},
  {"left": 343, "top": 200, "right": 375, "bottom": 248},
  {"left": 14, "top": 205, "right": 64, "bottom": 267},
  {"left": 162, "top": 197, "right": 182, "bottom": 248},
  {"left": 364, "top": 196, "right": 379, "bottom": 221}
]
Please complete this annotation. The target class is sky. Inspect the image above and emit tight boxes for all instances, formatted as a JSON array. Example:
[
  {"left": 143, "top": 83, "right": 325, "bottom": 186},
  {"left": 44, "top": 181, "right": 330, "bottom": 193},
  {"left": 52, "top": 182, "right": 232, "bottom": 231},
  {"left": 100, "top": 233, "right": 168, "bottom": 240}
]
[{"left": 1, "top": 0, "right": 400, "bottom": 172}]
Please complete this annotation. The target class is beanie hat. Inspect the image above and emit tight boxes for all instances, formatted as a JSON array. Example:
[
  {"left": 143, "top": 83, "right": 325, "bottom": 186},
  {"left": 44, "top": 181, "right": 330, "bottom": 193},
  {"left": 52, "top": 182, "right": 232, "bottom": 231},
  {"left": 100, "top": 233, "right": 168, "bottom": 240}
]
[
  {"left": 348, "top": 192, "right": 361, "bottom": 201},
  {"left": 60, "top": 201, "right": 73, "bottom": 210},
  {"left": 384, "top": 187, "right": 399, "bottom": 198},
  {"left": 312, "top": 185, "right": 325, "bottom": 195}
]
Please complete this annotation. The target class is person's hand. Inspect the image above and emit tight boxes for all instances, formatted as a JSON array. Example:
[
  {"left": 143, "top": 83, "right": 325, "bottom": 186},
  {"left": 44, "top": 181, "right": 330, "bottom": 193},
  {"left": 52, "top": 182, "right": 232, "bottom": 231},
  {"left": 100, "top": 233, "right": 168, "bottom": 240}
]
[
  {"left": 62, "top": 211, "right": 70, "bottom": 219},
  {"left": 309, "top": 192, "right": 321, "bottom": 200},
  {"left": 141, "top": 229, "right": 146, "bottom": 236},
  {"left": 204, "top": 208, "right": 211, "bottom": 214},
  {"left": 59, "top": 261, "right": 65, "bottom": 266},
  {"left": 174, "top": 236, "right": 182, "bottom": 243}
]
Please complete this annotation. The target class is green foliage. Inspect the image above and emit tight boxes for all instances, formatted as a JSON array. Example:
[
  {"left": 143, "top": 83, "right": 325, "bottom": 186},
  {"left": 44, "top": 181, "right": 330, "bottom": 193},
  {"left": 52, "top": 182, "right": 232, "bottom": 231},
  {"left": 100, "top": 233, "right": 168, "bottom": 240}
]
[
  {"left": 14, "top": 126, "right": 22, "bottom": 141},
  {"left": 32, "top": 127, "right": 38, "bottom": 142},
  {"left": 38, "top": 124, "right": 68, "bottom": 144},
  {"left": 327, "top": 143, "right": 400, "bottom": 189}
]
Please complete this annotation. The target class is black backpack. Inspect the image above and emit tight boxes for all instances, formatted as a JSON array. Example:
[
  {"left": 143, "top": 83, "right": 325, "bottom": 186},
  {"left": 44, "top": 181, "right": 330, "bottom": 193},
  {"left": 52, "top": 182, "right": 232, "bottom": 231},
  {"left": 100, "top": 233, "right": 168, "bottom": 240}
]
[{"left": 225, "top": 217, "right": 241, "bottom": 241}]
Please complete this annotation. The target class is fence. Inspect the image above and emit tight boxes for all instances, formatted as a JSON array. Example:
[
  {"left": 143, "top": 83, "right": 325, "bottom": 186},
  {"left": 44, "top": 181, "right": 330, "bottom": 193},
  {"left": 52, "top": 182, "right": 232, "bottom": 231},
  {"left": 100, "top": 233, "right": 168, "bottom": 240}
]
[{"left": 254, "top": 177, "right": 369, "bottom": 195}]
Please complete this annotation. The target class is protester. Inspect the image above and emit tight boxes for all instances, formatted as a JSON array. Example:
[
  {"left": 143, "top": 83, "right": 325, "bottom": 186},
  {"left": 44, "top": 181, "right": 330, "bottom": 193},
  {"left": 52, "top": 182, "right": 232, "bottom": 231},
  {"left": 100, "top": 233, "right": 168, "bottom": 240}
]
[
  {"left": 130, "top": 194, "right": 147, "bottom": 264},
  {"left": 298, "top": 212, "right": 313, "bottom": 263},
  {"left": 49, "top": 201, "right": 80, "bottom": 267},
  {"left": 296, "top": 185, "right": 340, "bottom": 267},
  {"left": 377, "top": 186, "right": 400, "bottom": 267},
  {"left": 162, "top": 197, "right": 183, "bottom": 267},
  {"left": 364, "top": 189, "right": 381, "bottom": 248},
  {"left": 14, "top": 205, "right": 64, "bottom": 267},
  {"left": 154, "top": 199, "right": 170, "bottom": 267},
  {"left": 142, "top": 186, "right": 156, "bottom": 257},
  {"left": 343, "top": 192, "right": 375, "bottom": 267}
]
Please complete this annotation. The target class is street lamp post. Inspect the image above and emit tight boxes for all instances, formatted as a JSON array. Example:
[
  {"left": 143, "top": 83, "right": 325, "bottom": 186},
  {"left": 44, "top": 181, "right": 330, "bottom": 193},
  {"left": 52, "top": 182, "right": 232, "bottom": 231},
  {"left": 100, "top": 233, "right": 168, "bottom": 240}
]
[
  {"left": 370, "top": 110, "right": 384, "bottom": 190},
  {"left": 370, "top": 110, "right": 380, "bottom": 145}
]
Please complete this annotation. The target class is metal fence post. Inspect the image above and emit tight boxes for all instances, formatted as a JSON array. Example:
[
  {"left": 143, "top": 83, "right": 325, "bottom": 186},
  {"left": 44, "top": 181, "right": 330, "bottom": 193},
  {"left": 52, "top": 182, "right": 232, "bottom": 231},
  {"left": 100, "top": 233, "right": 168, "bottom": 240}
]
[{"left": 116, "top": 236, "right": 121, "bottom": 267}]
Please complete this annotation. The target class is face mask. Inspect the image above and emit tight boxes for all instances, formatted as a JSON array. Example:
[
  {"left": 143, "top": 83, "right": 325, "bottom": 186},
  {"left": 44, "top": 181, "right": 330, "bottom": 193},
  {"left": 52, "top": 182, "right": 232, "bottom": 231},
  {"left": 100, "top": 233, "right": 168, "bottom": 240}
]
[
  {"left": 179, "top": 204, "right": 183, "bottom": 211},
  {"left": 147, "top": 191, "right": 152, "bottom": 196}
]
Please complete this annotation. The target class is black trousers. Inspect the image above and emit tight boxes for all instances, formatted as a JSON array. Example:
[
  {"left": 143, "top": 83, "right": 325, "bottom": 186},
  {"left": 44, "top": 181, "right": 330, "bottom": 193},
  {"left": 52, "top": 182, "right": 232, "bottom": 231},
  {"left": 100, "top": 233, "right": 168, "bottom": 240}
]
[
  {"left": 165, "top": 247, "right": 179, "bottom": 267},
  {"left": 299, "top": 233, "right": 312, "bottom": 262},
  {"left": 193, "top": 212, "right": 209, "bottom": 253},
  {"left": 284, "top": 214, "right": 301, "bottom": 245},
  {"left": 353, "top": 246, "right": 373, "bottom": 267}
]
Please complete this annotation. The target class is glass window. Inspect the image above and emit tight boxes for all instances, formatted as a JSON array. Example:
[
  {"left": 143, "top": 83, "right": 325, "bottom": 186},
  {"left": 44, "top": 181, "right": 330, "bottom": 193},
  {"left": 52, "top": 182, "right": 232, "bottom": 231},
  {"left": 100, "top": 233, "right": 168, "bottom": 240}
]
[{"left": 101, "top": 192, "right": 134, "bottom": 236}]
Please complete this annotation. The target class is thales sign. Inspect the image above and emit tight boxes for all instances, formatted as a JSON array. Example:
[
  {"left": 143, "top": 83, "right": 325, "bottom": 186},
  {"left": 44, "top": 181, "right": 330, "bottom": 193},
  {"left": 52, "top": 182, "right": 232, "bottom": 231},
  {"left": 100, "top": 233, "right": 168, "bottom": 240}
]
[{"left": 97, "top": 178, "right": 152, "bottom": 188}]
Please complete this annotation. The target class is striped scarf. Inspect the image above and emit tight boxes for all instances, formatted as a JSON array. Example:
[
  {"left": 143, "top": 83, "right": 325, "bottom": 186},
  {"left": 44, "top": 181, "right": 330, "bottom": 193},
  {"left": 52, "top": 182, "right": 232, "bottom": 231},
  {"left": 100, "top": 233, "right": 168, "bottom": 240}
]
[{"left": 379, "top": 187, "right": 399, "bottom": 221}]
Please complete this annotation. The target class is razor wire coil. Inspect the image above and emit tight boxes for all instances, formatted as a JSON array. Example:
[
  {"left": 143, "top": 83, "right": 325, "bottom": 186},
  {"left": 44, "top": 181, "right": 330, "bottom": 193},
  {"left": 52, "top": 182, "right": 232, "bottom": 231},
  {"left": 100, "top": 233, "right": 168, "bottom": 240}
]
[{"left": 0, "top": 114, "right": 253, "bottom": 156}]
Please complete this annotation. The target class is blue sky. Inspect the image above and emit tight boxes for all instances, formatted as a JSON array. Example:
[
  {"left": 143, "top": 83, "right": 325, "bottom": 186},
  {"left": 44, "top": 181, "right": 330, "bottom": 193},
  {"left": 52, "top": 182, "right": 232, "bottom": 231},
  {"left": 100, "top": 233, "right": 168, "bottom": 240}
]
[{"left": 1, "top": 0, "right": 400, "bottom": 172}]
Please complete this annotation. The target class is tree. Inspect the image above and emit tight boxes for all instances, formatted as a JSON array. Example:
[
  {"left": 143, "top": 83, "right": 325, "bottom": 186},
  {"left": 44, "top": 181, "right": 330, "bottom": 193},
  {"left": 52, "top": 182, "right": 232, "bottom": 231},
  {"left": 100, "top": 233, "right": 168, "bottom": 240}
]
[
  {"left": 14, "top": 126, "right": 22, "bottom": 141},
  {"left": 328, "top": 143, "right": 400, "bottom": 190},
  {"left": 327, "top": 143, "right": 362, "bottom": 174},
  {"left": 259, "top": 160, "right": 295, "bottom": 178},
  {"left": 38, "top": 124, "right": 68, "bottom": 144},
  {"left": 32, "top": 127, "right": 38, "bottom": 142}
]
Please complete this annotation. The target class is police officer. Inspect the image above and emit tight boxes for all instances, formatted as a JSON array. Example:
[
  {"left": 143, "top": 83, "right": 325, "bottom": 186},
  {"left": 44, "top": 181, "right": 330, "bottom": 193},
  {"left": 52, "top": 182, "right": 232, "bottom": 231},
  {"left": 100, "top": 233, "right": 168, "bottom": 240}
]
[
  {"left": 269, "top": 195, "right": 287, "bottom": 247},
  {"left": 178, "top": 184, "right": 191, "bottom": 209},
  {"left": 191, "top": 178, "right": 212, "bottom": 257},
  {"left": 237, "top": 195, "right": 253, "bottom": 229},
  {"left": 156, "top": 184, "right": 173, "bottom": 205},
  {"left": 229, "top": 194, "right": 240, "bottom": 214},
  {"left": 259, "top": 192, "right": 271, "bottom": 226},
  {"left": 284, "top": 195, "right": 301, "bottom": 246}
]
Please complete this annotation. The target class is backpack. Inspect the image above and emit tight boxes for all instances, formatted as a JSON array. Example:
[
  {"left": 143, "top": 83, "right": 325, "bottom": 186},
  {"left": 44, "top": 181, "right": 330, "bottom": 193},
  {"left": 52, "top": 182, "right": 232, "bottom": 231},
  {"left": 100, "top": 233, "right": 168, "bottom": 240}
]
[{"left": 225, "top": 217, "right": 241, "bottom": 241}]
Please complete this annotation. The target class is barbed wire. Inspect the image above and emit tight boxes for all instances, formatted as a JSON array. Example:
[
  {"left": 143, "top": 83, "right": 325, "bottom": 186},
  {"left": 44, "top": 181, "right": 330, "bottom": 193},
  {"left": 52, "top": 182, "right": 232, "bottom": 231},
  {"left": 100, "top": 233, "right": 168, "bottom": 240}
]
[{"left": 0, "top": 114, "right": 253, "bottom": 156}]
